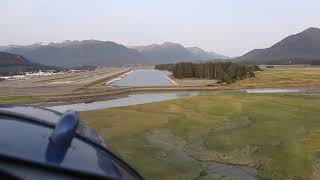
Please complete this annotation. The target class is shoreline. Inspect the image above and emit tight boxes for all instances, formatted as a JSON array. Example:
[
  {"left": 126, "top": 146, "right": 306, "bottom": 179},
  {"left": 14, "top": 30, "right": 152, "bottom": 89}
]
[
  {"left": 105, "top": 70, "right": 133, "bottom": 86},
  {"left": 33, "top": 86, "right": 224, "bottom": 107},
  {"left": 4, "top": 86, "right": 320, "bottom": 107},
  {"left": 164, "top": 75, "right": 179, "bottom": 85}
]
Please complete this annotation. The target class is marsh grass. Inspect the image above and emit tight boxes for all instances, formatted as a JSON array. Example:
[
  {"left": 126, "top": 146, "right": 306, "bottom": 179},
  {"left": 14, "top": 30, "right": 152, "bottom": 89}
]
[
  {"left": 81, "top": 92, "right": 320, "bottom": 179},
  {"left": 230, "top": 66, "right": 320, "bottom": 88},
  {"left": 0, "top": 95, "right": 34, "bottom": 103}
]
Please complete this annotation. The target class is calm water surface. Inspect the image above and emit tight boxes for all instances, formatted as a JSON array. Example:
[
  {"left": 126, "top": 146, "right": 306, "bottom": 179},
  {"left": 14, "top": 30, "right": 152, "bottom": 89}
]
[
  {"left": 110, "top": 69, "right": 172, "bottom": 86},
  {"left": 242, "top": 87, "right": 320, "bottom": 93},
  {"left": 47, "top": 88, "right": 320, "bottom": 112},
  {"left": 48, "top": 91, "right": 202, "bottom": 112}
]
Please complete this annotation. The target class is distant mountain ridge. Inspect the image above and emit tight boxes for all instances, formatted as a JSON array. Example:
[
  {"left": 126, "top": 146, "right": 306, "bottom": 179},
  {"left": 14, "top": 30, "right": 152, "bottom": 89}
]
[
  {"left": 1, "top": 40, "right": 145, "bottom": 67},
  {"left": 186, "top": 47, "right": 230, "bottom": 60},
  {"left": 3, "top": 28, "right": 320, "bottom": 66},
  {"left": 238, "top": 27, "right": 320, "bottom": 64},
  {"left": 131, "top": 42, "right": 229, "bottom": 64},
  {"left": 0, "top": 52, "right": 31, "bottom": 66},
  {"left": 0, "top": 52, "right": 59, "bottom": 76},
  {"left": 1, "top": 41, "right": 229, "bottom": 67}
]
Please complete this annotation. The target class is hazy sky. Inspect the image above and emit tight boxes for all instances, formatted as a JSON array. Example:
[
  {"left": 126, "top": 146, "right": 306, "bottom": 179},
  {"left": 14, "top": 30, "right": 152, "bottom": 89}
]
[{"left": 1, "top": 0, "right": 320, "bottom": 56}]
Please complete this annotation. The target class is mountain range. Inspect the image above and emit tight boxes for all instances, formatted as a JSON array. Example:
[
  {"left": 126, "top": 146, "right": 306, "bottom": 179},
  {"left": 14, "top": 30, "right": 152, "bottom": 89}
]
[
  {"left": 2, "top": 27, "right": 320, "bottom": 67},
  {"left": 0, "top": 52, "right": 59, "bottom": 76},
  {"left": 238, "top": 27, "right": 320, "bottom": 64},
  {"left": 131, "top": 42, "right": 228, "bottom": 64},
  {"left": 0, "top": 52, "right": 31, "bottom": 66},
  {"left": 0, "top": 40, "right": 145, "bottom": 67},
  {"left": 0, "top": 41, "right": 228, "bottom": 67}
]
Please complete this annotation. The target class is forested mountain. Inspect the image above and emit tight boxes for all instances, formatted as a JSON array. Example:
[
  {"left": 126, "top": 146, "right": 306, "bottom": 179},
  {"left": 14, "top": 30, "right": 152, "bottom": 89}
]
[
  {"left": 0, "top": 52, "right": 57, "bottom": 76},
  {"left": 186, "top": 47, "right": 230, "bottom": 60},
  {"left": 132, "top": 42, "right": 229, "bottom": 64},
  {"left": 238, "top": 27, "right": 320, "bottom": 64},
  {"left": 3, "top": 27, "right": 320, "bottom": 66},
  {"left": 2, "top": 40, "right": 146, "bottom": 67},
  {"left": 0, "top": 52, "right": 31, "bottom": 66},
  {"left": 1, "top": 41, "right": 228, "bottom": 67},
  {"left": 132, "top": 42, "right": 195, "bottom": 64}
]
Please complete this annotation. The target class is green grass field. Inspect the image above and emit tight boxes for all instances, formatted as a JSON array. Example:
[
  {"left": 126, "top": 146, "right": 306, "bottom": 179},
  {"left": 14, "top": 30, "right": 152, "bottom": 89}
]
[
  {"left": 81, "top": 92, "right": 320, "bottom": 180},
  {"left": 0, "top": 95, "right": 35, "bottom": 104},
  {"left": 230, "top": 66, "right": 320, "bottom": 88}
]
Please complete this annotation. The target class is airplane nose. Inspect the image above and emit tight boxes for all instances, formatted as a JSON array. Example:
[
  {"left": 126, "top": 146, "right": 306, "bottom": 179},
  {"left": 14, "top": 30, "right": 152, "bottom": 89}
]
[{"left": 46, "top": 111, "right": 79, "bottom": 164}]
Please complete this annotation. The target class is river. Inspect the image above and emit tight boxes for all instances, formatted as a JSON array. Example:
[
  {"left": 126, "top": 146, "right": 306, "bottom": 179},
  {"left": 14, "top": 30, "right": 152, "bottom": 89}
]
[
  {"left": 48, "top": 87, "right": 320, "bottom": 112},
  {"left": 48, "top": 91, "right": 203, "bottom": 112},
  {"left": 241, "top": 87, "right": 320, "bottom": 93},
  {"left": 108, "top": 69, "right": 172, "bottom": 86}
]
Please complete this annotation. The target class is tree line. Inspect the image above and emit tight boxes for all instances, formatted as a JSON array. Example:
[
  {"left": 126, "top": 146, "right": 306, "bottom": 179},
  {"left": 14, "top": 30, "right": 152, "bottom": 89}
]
[{"left": 155, "top": 62, "right": 261, "bottom": 83}]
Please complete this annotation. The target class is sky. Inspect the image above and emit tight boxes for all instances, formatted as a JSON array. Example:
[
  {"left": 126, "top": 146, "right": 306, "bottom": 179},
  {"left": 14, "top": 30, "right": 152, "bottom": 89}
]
[{"left": 1, "top": 0, "right": 320, "bottom": 57}]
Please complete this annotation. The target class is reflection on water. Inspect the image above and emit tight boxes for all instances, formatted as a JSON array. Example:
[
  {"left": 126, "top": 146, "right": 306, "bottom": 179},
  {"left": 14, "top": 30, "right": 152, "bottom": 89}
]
[
  {"left": 47, "top": 88, "right": 320, "bottom": 113},
  {"left": 242, "top": 87, "right": 320, "bottom": 94},
  {"left": 48, "top": 92, "right": 202, "bottom": 112},
  {"left": 109, "top": 69, "right": 172, "bottom": 86}
]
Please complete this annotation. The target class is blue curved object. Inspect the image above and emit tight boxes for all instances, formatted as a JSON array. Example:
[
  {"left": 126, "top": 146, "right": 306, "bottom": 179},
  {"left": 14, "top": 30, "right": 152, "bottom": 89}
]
[
  {"left": 46, "top": 111, "right": 79, "bottom": 164},
  {"left": 50, "top": 111, "right": 79, "bottom": 146},
  {"left": 0, "top": 106, "right": 144, "bottom": 179}
]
